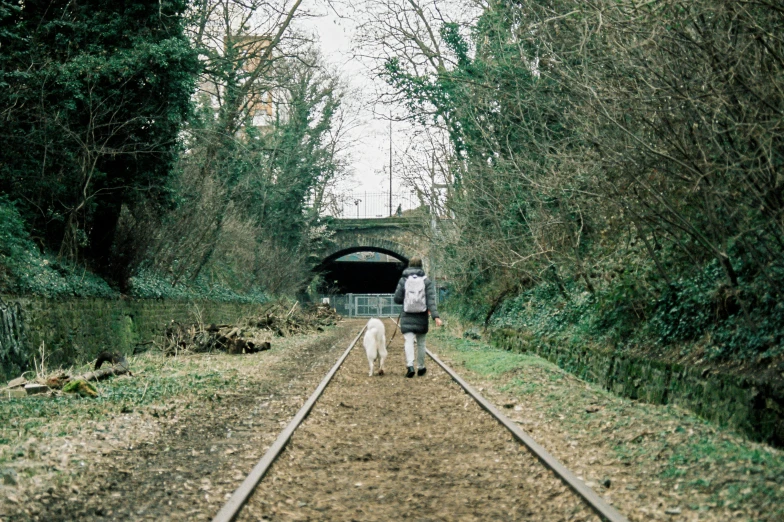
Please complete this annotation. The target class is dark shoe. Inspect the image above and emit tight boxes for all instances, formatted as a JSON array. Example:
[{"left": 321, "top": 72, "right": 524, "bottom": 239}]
[
  {"left": 406, "top": 366, "right": 415, "bottom": 378},
  {"left": 417, "top": 367, "right": 427, "bottom": 376}
]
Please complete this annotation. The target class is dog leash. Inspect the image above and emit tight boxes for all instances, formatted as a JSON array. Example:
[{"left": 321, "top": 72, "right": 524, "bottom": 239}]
[{"left": 386, "top": 312, "right": 402, "bottom": 349}]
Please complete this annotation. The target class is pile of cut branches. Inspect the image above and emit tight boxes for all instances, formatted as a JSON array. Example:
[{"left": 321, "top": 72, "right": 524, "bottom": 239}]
[
  {"left": 252, "top": 302, "right": 340, "bottom": 337},
  {"left": 160, "top": 322, "right": 270, "bottom": 356},
  {"left": 159, "top": 302, "right": 340, "bottom": 356}
]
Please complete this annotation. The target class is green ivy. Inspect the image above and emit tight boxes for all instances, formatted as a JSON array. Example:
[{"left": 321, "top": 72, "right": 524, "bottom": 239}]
[
  {"left": 445, "top": 245, "right": 784, "bottom": 364},
  {"left": 0, "top": 200, "right": 269, "bottom": 303},
  {"left": 0, "top": 198, "right": 116, "bottom": 298},
  {"left": 128, "top": 268, "right": 269, "bottom": 303}
]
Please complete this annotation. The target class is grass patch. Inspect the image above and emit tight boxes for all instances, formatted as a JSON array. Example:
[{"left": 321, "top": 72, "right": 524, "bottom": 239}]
[
  {"left": 0, "top": 353, "right": 238, "bottom": 462},
  {"left": 0, "top": 328, "right": 321, "bottom": 472},
  {"left": 434, "top": 331, "right": 560, "bottom": 378}
]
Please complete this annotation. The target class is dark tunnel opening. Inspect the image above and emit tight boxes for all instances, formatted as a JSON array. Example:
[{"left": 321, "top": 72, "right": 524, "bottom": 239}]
[{"left": 317, "top": 251, "right": 406, "bottom": 294}]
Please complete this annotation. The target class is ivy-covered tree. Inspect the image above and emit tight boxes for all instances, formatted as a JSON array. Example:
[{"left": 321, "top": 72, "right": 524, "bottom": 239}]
[
  {"left": 0, "top": 0, "right": 198, "bottom": 277},
  {"left": 366, "top": 0, "right": 784, "bottom": 359},
  {"left": 146, "top": 37, "right": 351, "bottom": 296}
]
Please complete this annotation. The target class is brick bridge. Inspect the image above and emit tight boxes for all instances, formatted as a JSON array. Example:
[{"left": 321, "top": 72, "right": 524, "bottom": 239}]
[
  {"left": 319, "top": 217, "right": 431, "bottom": 267},
  {"left": 316, "top": 215, "right": 448, "bottom": 298}
]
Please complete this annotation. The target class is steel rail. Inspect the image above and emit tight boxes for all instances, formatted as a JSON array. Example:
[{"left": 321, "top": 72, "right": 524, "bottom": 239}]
[
  {"left": 426, "top": 349, "right": 630, "bottom": 522},
  {"left": 211, "top": 326, "right": 366, "bottom": 522}
]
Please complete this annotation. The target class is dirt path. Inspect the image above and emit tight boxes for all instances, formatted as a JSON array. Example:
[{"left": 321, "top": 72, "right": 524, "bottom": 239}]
[
  {"left": 1, "top": 322, "right": 362, "bottom": 522},
  {"left": 238, "top": 320, "right": 600, "bottom": 521}
]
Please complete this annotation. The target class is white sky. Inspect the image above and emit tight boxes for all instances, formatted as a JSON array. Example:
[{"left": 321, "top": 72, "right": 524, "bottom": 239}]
[{"left": 294, "top": 5, "right": 402, "bottom": 195}]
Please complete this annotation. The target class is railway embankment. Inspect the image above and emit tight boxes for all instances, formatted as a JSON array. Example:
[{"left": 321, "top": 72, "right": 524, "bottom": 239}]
[
  {"left": 2, "top": 319, "right": 783, "bottom": 521},
  {"left": 0, "top": 322, "right": 359, "bottom": 521},
  {"left": 487, "top": 326, "right": 784, "bottom": 448},
  {"left": 428, "top": 328, "right": 784, "bottom": 521}
]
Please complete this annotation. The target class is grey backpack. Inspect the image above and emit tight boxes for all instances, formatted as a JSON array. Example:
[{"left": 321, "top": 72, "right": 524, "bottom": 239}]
[{"left": 403, "top": 275, "right": 427, "bottom": 313}]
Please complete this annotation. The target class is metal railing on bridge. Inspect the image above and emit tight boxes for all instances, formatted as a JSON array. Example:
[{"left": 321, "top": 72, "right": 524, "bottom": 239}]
[
  {"left": 331, "top": 192, "right": 421, "bottom": 219},
  {"left": 320, "top": 294, "right": 402, "bottom": 318}
]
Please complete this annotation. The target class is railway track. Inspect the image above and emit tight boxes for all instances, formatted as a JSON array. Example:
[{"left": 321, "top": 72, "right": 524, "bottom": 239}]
[{"left": 212, "top": 321, "right": 629, "bottom": 522}]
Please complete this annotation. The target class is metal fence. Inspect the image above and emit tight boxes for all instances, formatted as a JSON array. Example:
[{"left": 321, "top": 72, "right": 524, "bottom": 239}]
[
  {"left": 319, "top": 294, "right": 402, "bottom": 318},
  {"left": 332, "top": 192, "right": 421, "bottom": 219}
]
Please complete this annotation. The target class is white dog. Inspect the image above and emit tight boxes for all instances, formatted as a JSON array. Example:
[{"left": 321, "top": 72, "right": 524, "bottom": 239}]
[{"left": 363, "top": 318, "right": 387, "bottom": 376}]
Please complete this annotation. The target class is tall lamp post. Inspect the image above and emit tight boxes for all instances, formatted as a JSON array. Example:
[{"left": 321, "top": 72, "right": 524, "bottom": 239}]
[
  {"left": 354, "top": 198, "right": 362, "bottom": 218},
  {"left": 389, "top": 118, "right": 393, "bottom": 217}
]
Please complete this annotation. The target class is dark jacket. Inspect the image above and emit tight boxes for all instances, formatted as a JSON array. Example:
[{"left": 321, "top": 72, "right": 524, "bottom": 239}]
[{"left": 393, "top": 267, "right": 439, "bottom": 334}]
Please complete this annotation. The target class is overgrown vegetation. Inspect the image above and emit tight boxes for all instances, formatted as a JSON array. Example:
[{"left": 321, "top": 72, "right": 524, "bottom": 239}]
[
  {"left": 0, "top": 0, "right": 197, "bottom": 272},
  {"left": 0, "top": 0, "right": 352, "bottom": 299},
  {"left": 0, "top": 198, "right": 115, "bottom": 298},
  {"left": 364, "top": 0, "right": 784, "bottom": 366}
]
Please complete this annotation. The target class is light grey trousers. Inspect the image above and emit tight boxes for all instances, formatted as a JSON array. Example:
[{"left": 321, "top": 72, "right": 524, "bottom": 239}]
[{"left": 403, "top": 332, "right": 427, "bottom": 369}]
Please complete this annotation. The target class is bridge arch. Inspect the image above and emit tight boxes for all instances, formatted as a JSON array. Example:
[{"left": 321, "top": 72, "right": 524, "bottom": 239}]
[
  {"left": 318, "top": 235, "right": 412, "bottom": 268},
  {"left": 315, "top": 235, "right": 414, "bottom": 294},
  {"left": 314, "top": 218, "right": 427, "bottom": 294}
]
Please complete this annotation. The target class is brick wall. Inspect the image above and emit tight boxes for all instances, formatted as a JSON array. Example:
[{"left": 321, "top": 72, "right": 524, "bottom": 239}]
[{"left": 0, "top": 296, "right": 264, "bottom": 381}]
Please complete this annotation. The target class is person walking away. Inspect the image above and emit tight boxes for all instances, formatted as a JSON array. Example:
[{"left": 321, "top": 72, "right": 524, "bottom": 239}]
[{"left": 393, "top": 257, "right": 442, "bottom": 378}]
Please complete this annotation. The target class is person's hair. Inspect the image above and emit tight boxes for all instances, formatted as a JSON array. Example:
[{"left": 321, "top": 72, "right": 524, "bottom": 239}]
[{"left": 408, "top": 257, "right": 423, "bottom": 268}]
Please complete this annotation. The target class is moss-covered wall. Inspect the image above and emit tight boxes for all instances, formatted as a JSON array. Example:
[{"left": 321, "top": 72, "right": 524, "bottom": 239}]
[
  {"left": 489, "top": 327, "right": 784, "bottom": 447},
  {"left": 0, "top": 296, "right": 264, "bottom": 382}
]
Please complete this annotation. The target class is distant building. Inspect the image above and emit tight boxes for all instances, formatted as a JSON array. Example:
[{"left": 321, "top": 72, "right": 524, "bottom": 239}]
[
  {"left": 232, "top": 35, "right": 276, "bottom": 129},
  {"left": 196, "top": 32, "right": 278, "bottom": 132}
]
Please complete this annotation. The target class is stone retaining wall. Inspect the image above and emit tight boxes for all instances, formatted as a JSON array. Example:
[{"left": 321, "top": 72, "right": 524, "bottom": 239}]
[
  {"left": 489, "top": 327, "right": 784, "bottom": 447},
  {"left": 0, "top": 296, "right": 263, "bottom": 382}
]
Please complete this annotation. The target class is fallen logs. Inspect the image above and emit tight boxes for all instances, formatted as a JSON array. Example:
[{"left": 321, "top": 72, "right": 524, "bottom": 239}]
[
  {"left": 75, "top": 352, "right": 131, "bottom": 383},
  {"left": 251, "top": 302, "right": 339, "bottom": 337},
  {"left": 4, "top": 351, "right": 132, "bottom": 398}
]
